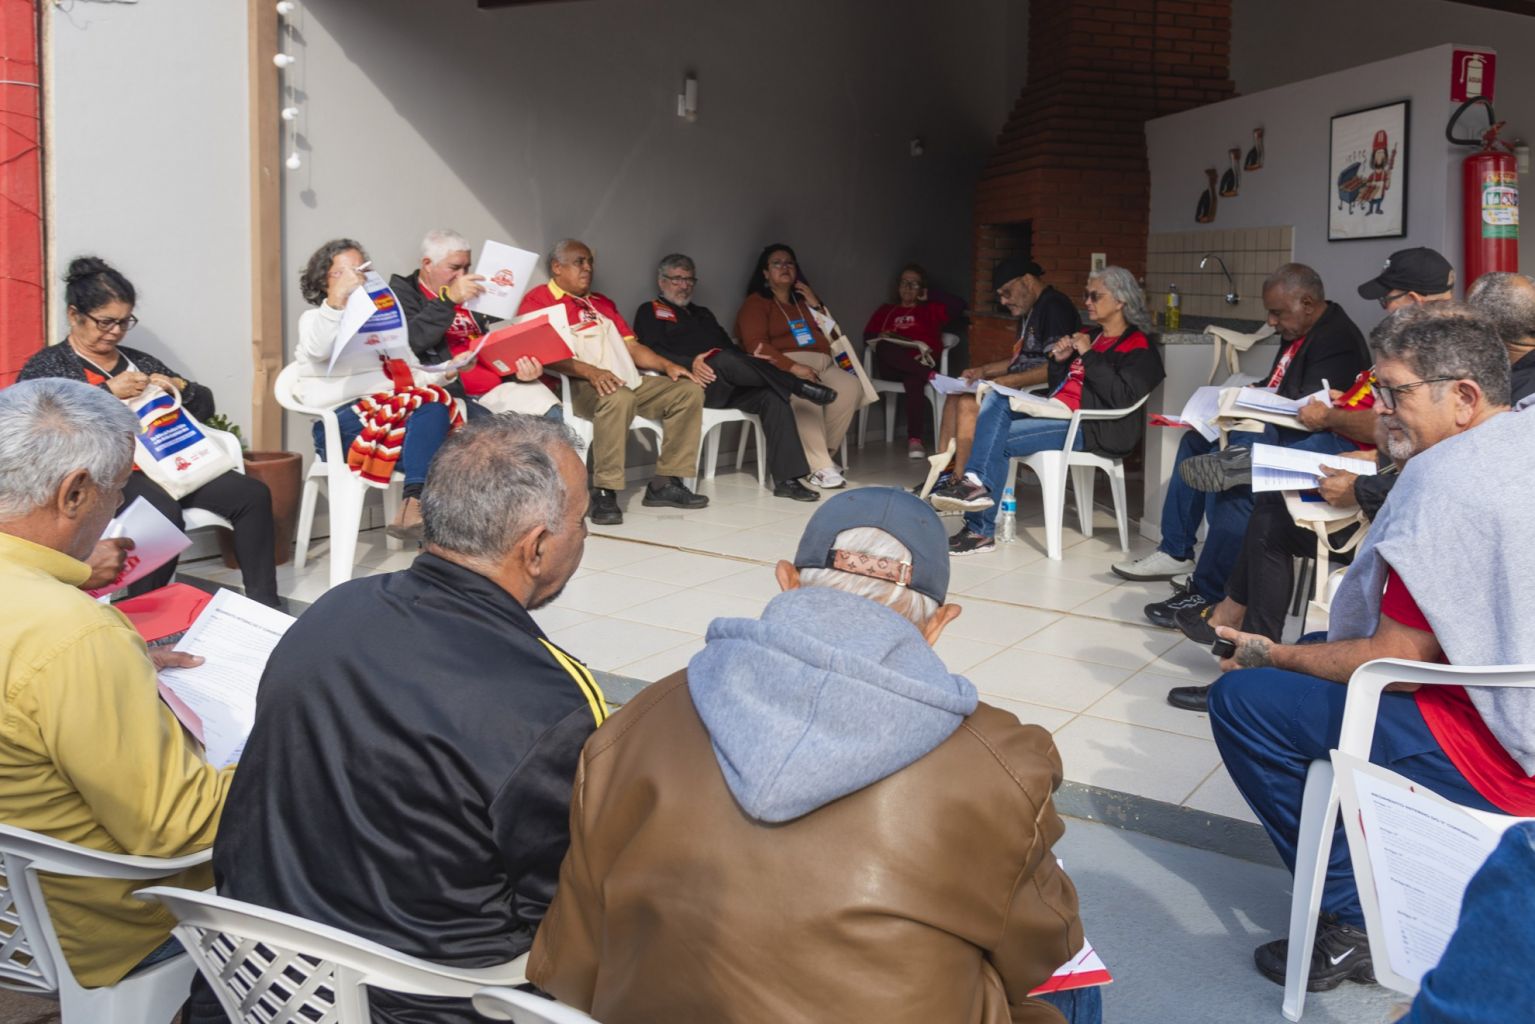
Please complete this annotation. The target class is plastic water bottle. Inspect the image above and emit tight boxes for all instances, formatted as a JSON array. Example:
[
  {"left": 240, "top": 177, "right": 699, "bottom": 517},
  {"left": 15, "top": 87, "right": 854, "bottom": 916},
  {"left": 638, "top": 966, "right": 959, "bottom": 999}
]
[{"left": 998, "top": 486, "right": 1017, "bottom": 544}]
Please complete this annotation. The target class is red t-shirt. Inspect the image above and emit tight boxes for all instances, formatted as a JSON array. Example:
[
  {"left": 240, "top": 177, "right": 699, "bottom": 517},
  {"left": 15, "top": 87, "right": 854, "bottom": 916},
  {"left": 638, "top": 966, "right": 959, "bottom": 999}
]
[
  {"left": 1051, "top": 331, "right": 1149, "bottom": 411},
  {"left": 862, "top": 301, "right": 947, "bottom": 354},
  {"left": 518, "top": 282, "right": 637, "bottom": 341},
  {"left": 417, "top": 279, "right": 502, "bottom": 397},
  {"left": 1384, "top": 569, "right": 1535, "bottom": 814}
]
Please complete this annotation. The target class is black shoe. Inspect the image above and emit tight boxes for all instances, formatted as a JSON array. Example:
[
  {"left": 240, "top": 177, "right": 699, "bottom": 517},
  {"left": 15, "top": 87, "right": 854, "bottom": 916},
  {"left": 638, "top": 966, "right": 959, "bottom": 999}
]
[
  {"left": 791, "top": 379, "right": 837, "bottom": 406},
  {"left": 929, "top": 477, "right": 994, "bottom": 512},
  {"left": 642, "top": 476, "right": 709, "bottom": 509},
  {"left": 1175, "top": 604, "right": 1220, "bottom": 645},
  {"left": 589, "top": 488, "right": 622, "bottom": 525},
  {"left": 948, "top": 530, "right": 997, "bottom": 556},
  {"left": 1166, "top": 684, "right": 1211, "bottom": 712},
  {"left": 773, "top": 478, "right": 820, "bottom": 502},
  {"left": 1144, "top": 589, "right": 1214, "bottom": 629},
  {"left": 1179, "top": 446, "right": 1253, "bottom": 492},
  {"left": 1254, "top": 915, "right": 1376, "bottom": 992}
]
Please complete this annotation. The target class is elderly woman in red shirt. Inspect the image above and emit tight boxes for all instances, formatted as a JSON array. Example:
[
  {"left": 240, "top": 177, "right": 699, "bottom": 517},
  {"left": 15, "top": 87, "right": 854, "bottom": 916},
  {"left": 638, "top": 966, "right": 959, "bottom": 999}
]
[{"left": 863, "top": 263, "right": 951, "bottom": 459}]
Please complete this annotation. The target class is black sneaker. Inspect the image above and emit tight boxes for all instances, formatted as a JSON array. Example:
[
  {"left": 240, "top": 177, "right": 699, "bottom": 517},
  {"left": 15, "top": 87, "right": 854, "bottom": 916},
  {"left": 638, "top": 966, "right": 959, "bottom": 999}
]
[
  {"left": 1166, "top": 684, "right": 1211, "bottom": 712},
  {"left": 1254, "top": 915, "right": 1376, "bottom": 992},
  {"left": 913, "top": 470, "right": 955, "bottom": 496},
  {"left": 589, "top": 488, "right": 623, "bottom": 526},
  {"left": 772, "top": 478, "right": 820, "bottom": 502},
  {"left": 1175, "top": 604, "right": 1220, "bottom": 645},
  {"left": 1144, "top": 589, "right": 1214, "bottom": 629},
  {"left": 929, "top": 478, "right": 994, "bottom": 512},
  {"left": 1179, "top": 446, "right": 1253, "bottom": 492},
  {"left": 948, "top": 530, "right": 997, "bottom": 556},
  {"left": 642, "top": 476, "right": 709, "bottom": 509}
]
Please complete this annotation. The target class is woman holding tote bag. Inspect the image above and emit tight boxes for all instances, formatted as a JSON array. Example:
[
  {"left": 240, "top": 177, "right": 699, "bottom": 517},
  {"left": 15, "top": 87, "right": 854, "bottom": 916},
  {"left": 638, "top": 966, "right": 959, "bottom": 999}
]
[
  {"left": 735, "top": 244, "right": 866, "bottom": 490},
  {"left": 19, "top": 257, "right": 279, "bottom": 606}
]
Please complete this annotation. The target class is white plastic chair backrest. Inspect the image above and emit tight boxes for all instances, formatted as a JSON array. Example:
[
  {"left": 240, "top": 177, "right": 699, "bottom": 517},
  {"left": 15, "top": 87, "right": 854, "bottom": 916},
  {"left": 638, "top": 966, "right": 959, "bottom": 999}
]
[
  {"left": 1062, "top": 392, "right": 1151, "bottom": 455},
  {"left": 0, "top": 825, "right": 211, "bottom": 996},
  {"left": 137, "top": 886, "right": 527, "bottom": 1024},
  {"left": 474, "top": 986, "right": 600, "bottom": 1023},
  {"left": 1335, "top": 660, "right": 1535, "bottom": 757}
]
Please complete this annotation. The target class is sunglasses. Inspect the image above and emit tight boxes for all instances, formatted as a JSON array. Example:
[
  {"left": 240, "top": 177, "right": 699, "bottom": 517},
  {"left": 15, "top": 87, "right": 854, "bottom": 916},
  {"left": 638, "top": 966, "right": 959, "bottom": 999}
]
[
  {"left": 1375, "top": 377, "right": 1458, "bottom": 410},
  {"left": 1083, "top": 290, "right": 1107, "bottom": 304},
  {"left": 1377, "top": 291, "right": 1411, "bottom": 309}
]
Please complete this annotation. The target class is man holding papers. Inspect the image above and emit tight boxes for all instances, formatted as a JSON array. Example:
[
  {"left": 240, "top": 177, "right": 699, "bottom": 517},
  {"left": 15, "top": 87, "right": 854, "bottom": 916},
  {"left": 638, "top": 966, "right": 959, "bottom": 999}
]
[
  {"left": 1205, "top": 303, "right": 1535, "bottom": 993},
  {"left": 0, "top": 379, "right": 229, "bottom": 989},
  {"left": 521, "top": 238, "right": 707, "bottom": 526}
]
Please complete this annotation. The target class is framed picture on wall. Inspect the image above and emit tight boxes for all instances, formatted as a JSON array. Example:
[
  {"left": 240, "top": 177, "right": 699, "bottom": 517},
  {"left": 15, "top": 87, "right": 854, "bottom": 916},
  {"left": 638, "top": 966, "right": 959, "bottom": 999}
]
[{"left": 1329, "top": 100, "right": 1409, "bottom": 241}]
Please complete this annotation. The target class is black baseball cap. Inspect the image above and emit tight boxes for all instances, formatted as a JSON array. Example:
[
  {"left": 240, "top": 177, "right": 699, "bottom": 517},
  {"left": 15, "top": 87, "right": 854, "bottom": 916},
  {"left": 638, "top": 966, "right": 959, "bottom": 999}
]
[
  {"left": 993, "top": 256, "right": 1046, "bottom": 292},
  {"left": 793, "top": 488, "right": 950, "bottom": 604},
  {"left": 1357, "top": 247, "right": 1454, "bottom": 300}
]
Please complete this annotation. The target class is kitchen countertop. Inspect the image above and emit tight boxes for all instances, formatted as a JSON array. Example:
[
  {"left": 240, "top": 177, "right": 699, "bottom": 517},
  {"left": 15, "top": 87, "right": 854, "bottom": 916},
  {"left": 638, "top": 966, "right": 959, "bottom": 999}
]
[{"left": 1152, "top": 314, "right": 1270, "bottom": 345}]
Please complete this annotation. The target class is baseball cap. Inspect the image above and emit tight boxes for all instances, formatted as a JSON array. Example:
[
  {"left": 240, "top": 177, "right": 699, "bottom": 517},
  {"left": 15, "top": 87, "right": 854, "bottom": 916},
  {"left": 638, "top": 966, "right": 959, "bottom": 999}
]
[
  {"left": 992, "top": 255, "right": 1046, "bottom": 292},
  {"left": 1357, "top": 247, "right": 1454, "bottom": 300},
  {"left": 793, "top": 488, "right": 950, "bottom": 604}
]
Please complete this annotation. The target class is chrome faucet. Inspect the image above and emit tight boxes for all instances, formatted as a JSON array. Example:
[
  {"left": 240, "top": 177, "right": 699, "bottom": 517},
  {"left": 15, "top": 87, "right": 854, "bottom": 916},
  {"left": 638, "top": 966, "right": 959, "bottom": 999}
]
[{"left": 1200, "top": 253, "right": 1239, "bottom": 306}]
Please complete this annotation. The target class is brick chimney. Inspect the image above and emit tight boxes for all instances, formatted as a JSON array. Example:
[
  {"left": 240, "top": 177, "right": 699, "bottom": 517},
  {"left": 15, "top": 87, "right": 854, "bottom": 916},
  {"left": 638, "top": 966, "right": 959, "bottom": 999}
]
[{"left": 970, "top": 0, "right": 1235, "bottom": 363}]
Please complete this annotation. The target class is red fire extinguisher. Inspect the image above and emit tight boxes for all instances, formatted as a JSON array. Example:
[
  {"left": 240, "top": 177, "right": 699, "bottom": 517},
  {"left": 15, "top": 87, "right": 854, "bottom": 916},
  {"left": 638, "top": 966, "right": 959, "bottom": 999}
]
[{"left": 1447, "top": 97, "right": 1519, "bottom": 288}]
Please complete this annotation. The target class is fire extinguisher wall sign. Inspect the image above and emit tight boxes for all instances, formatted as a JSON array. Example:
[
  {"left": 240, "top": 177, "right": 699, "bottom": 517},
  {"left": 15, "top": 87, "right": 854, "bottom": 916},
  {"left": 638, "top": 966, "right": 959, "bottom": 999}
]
[{"left": 1451, "top": 50, "right": 1496, "bottom": 104}]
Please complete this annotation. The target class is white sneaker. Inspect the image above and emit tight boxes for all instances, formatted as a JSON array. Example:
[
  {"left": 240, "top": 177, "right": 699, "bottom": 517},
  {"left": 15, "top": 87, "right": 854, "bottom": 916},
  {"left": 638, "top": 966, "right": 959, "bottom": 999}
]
[
  {"left": 907, "top": 439, "right": 926, "bottom": 460},
  {"left": 808, "top": 466, "right": 846, "bottom": 489},
  {"left": 1111, "top": 550, "right": 1195, "bottom": 582}
]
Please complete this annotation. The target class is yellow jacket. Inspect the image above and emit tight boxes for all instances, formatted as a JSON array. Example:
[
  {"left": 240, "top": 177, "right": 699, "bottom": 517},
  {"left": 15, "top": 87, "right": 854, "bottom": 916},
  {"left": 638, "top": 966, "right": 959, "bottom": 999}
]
[{"left": 0, "top": 533, "right": 231, "bottom": 987}]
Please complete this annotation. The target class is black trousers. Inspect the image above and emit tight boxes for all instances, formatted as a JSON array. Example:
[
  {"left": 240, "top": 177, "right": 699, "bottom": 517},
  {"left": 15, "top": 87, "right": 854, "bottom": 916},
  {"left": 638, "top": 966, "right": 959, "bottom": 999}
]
[
  {"left": 702, "top": 347, "right": 810, "bottom": 483},
  {"left": 1225, "top": 492, "right": 1357, "bottom": 640},
  {"left": 121, "top": 470, "right": 280, "bottom": 607}
]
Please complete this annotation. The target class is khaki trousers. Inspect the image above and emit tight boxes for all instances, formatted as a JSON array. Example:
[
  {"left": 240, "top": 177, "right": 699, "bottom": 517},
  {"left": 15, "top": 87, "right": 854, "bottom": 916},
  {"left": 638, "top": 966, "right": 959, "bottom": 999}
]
[
  {"left": 784, "top": 351, "right": 861, "bottom": 472},
  {"left": 570, "top": 376, "right": 705, "bottom": 490}
]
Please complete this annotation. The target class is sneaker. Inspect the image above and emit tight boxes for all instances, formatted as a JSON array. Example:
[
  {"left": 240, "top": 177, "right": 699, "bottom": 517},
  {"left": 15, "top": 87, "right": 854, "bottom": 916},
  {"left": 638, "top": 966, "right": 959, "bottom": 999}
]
[
  {"left": 385, "top": 496, "right": 424, "bottom": 542},
  {"left": 948, "top": 530, "right": 997, "bottom": 556},
  {"left": 907, "top": 439, "right": 926, "bottom": 460},
  {"left": 589, "top": 488, "right": 623, "bottom": 526},
  {"left": 1175, "top": 603, "right": 1220, "bottom": 645},
  {"left": 1254, "top": 915, "right": 1376, "bottom": 992},
  {"left": 642, "top": 476, "right": 709, "bottom": 509},
  {"left": 913, "top": 470, "right": 954, "bottom": 496},
  {"left": 1166, "top": 684, "right": 1211, "bottom": 712},
  {"left": 808, "top": 466, "right": 846, "bottom": 489},
  {"left": 1144, "top": 589, "right": 1214, "bottom": 629},
  {"left": 929, "top": 478, "right": 994, "bottom": 512},
  {"left": 1179, "top": 446, "right": 1253, "bottom": 492},
  {"left": 1112, "top": 549, "right": 1196, "bottom": 582},
  {"left": 1170, "top": 573, "right": 1191, "bottom": 593},
  {"left": 772, "top": 478, "right": 820, "bottom": 502}
]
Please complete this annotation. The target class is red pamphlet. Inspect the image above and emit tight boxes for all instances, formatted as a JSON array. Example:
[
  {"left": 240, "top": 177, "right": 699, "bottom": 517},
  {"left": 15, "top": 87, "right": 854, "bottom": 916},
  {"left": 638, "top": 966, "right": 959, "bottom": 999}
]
[
  {"left": 115, "top": 582, "right": 214, "bottom": 643},
  {"left": 477, "top": 315, "right": 575, "bottom": 376}
]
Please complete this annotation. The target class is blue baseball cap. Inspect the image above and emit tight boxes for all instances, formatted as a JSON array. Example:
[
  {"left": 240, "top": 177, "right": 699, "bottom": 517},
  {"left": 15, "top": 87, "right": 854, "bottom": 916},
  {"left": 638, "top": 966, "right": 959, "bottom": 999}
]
[{"left": 793, "top": 487, "right": 950, "bottom": 603}]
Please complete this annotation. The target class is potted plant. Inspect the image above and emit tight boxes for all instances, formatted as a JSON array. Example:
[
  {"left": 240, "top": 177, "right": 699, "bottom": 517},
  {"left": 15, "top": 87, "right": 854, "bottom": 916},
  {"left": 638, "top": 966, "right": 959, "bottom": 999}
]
[{"left": 205, "top": 414, "right": 303, "bottom": 568}]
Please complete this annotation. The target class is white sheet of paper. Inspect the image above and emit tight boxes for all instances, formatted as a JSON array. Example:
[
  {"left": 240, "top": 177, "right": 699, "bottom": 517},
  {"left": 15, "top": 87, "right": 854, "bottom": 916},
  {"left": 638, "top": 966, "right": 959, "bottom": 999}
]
[
  {"left": 330, "top": 270, "right": 412, "bottom": 374},
  {"left": 929, "top": 374, "right": 979, "bottom": 396},
  {"left": 157, "top": 589, "right": 295, "bottom": 768},
  {"left": 1249, "top": 444, "right": 1379, "bottom": 492},
  {"left": 1235, "top": 387, "right": 1303, "bottom": 415},
  {"left": 464, "top": 241, "right": 539, "bottom": 320},
  {"left": 1337, "top": 753, "right": 1532, "bottom": 988},
  {"left": 1178, "top": 385, "right": 1225, "bottom": 442},
  {"left": 87, "top": 497, "right": 192, "bottom": 598}
]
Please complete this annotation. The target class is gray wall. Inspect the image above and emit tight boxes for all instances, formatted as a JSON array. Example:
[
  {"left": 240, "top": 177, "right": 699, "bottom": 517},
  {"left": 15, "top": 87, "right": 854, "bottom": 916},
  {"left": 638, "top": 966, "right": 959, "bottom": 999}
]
[
  {"left": 1147, "top": 44, "right": 1479, "bottom": 334},
  {"left": 49, "top": 1, "right": 252, "bottom": 430}
]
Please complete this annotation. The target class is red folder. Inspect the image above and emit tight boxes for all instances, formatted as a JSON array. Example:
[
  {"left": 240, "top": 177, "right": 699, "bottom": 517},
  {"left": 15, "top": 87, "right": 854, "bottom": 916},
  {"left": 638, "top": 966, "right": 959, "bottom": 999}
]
[
  {"left": 115, "top": 583, "right": 214, "bottom": 643},
  {"left": 477, "top": 316, "right": 575, "bottom": 376}
]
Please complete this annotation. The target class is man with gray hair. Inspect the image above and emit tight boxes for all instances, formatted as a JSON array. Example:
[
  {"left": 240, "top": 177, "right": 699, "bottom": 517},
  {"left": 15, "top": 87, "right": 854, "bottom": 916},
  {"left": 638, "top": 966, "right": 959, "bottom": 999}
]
[
  {"left": 632, "top": 253, "right": 837, "bottom": 502},
  {"left": 1467, "top": 270, "right": 1535, "bottom": 399},
  {"left": 194, "top": 415, "right": 605, "bottom": 1024},
  {"left": 529, "top": 487, "right": 1097, "bottom": 1024},
  {"left": 0, "top": 378, "right": 228, "bottom": 989}
]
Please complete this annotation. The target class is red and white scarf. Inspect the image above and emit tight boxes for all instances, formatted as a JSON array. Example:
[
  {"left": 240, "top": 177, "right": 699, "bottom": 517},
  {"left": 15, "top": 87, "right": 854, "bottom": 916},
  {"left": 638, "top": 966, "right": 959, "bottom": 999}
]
[{"left": 346, "top": 383, "right": 462, "bottom": 486}]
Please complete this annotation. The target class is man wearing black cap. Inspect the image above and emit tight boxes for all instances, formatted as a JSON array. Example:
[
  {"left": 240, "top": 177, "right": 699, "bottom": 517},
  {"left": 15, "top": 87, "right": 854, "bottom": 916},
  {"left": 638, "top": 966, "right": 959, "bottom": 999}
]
[
  {"left": 1356, "top": 246, "right": 1455, "bottom": 308},
  {"left": 528, "top": 487, "right": 1096, "bottom": 1024},
  {"left": 920, "top": 257, "right": 1080, "bottom": 491}
]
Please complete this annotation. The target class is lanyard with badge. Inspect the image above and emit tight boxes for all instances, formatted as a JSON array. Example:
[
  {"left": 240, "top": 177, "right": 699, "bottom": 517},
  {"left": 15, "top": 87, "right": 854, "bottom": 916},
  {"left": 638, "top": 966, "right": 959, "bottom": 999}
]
[{"left": 775, "top": 297, "right": 817, "bottom": 348}]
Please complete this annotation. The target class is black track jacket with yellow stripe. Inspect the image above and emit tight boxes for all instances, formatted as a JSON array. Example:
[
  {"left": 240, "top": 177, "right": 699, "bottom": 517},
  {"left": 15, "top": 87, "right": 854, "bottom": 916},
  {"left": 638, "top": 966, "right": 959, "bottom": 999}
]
[{"left": 201, "top": 553, "right": 605, "bottom": 1024}]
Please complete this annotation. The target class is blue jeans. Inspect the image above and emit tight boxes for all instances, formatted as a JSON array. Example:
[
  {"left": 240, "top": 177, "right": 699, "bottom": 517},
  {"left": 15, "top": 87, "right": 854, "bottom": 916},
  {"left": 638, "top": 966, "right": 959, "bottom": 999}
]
[
  {"left": 1160, "top": 427, "right": 1355, "bottom": 600},
  {"left": 962, "top": 391, "right": 1084, "bottom": 537},
  {"left": 128, "top": 935, "right": 183, "bottom": 974},
  {"left": 314, "top": 401, "right": 451, "bottom": 488},
  {"left": 1039, "top": 985, "right": 1102, "bottom": 1024},
  {"left": 1208, "top": 667, "right": 1498, "bottom": 927}
]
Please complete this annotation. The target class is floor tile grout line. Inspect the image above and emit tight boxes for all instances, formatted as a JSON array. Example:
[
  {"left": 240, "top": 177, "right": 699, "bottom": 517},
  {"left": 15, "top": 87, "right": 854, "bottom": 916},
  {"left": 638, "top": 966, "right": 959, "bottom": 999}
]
[{"left": 1179, "top": 761, "right": 1233, "bottom": 807}]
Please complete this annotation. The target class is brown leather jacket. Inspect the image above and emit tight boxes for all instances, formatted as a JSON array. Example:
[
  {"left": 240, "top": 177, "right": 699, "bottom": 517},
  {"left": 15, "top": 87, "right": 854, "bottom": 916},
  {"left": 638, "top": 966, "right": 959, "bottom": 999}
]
[{"left": 529, "top": 671, "right": 1082, "bottom": 1023}]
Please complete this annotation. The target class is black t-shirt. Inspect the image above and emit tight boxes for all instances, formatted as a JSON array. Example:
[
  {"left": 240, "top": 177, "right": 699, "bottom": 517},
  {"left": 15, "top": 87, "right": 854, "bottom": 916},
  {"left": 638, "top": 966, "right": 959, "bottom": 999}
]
[
  {"left": 631, "top": 297, "right": 735, "bottom": 362},
  {"left": 1007, "top": 286, "right": 1081, "bottom": 374}
]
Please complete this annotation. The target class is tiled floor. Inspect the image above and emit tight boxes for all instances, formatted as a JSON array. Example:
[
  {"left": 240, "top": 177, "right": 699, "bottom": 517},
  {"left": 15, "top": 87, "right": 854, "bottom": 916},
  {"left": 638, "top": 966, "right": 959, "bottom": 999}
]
[{"left": 185, "top": 439, "right": 1255, "bottom": 825}]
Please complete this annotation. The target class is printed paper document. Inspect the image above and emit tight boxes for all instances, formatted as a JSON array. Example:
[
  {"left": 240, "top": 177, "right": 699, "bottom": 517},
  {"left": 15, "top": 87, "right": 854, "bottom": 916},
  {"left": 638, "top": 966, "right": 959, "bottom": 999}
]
[
  {"left": 1177, "top": 385, "right": 1224, "bottom": 442},
  {"left": 156, "top": 589, "right": 295, "bottom": 768},
  {"left": 928, "top": 374, "right": 979, "bottom": 396},
  {"left": 1250, "top": 443, "right": 1377, "bottom": 493},
  {"left": 87, "top": 497, "right": 191, "bottom": 598},
  {"left": 464, "top": 241, "right": 539, "bottom": 320}
]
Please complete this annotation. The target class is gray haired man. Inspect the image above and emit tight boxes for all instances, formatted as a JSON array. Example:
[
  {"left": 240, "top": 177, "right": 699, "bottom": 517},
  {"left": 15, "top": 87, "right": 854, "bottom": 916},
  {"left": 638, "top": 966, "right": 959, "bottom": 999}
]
[{"left": 194, "top": 415, "right": 606, "bottom": 1024}]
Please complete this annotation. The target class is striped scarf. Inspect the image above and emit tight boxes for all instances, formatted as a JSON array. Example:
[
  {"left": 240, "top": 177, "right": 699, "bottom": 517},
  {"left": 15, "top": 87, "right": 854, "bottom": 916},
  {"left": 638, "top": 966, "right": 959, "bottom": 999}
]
[{"left": 345, "top": 385, "right": 462, "bottom": 486}]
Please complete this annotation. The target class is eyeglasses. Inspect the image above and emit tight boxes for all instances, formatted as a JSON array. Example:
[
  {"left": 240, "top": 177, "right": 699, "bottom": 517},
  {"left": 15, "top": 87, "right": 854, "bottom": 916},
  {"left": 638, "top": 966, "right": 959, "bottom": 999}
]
[
  {"left": 1375, "top": 377, "right": 1458, "bottom": 410},
  {"left": 662, "top": 275, "right": 698, "bottom": 285},
  {"left": 1083, "top": 290, "right": 1105, "bottom": 303},
  {"left": 83, "top": 313, "right": 138, "bottom": 332},
  {"left": 898, "top": 280, "right": 924, "bottom": 289},
  {"left": 1378, "top": 291, "right": 1410, "bottom": 309},
  {"left": 768, "top": 259, "right": 797, "bottom": 270}
]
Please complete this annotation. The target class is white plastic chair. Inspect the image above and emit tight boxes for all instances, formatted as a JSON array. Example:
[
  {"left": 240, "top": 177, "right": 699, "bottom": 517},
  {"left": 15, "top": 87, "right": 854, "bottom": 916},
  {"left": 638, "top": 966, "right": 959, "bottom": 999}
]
[
  {"left": 0, "top": 824, "right": 211, "bottom": 1024},
  {"left": 558, "top": 374, "right": 664, "bottom": 471},
  {"left": 697, "top": 407, "right": 766, "bottom": 489},
  {"left": 1003, "top": 393, "right": 1150, "bottom": 560},
  {"left": 1280, "top": 658, "right": 1535, "bottom": 1021},
  {"left": 180, "top": 428, "right": 245, "bottom": 535},
  {"left": 274, "top": 363, "right": 405, "bottom": 591},
  {"left": 474, "top": 986, "right": 600, "bottom": 1023},
  {"left": 858, "top": 331, "right": 959, "bottom": 448},
  {"left": 136, "top": 886, "right": 527, "bottom": 1023}
]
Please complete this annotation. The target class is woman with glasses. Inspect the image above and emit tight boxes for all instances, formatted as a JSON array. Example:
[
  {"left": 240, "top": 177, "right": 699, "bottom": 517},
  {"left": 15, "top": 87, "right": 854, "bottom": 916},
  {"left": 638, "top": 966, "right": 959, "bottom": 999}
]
[
  {"left": 931, "top": 265, "right": 1164, "bottom": 556},
  {"left": 863, "top": 263, "right": 952, "bottom": 459},
  {"left": 735, "top": 244, "right": 863, "bottom": 489},
  {"left": 18, "top": 257, "right": 279, "bottom": 606}
]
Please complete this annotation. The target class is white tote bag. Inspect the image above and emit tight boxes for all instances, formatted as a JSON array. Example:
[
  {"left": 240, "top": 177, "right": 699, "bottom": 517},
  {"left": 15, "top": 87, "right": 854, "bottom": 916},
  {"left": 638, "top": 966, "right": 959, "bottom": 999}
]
[{"left": 129, "top": 385, "right": 239, "bottom": 499}]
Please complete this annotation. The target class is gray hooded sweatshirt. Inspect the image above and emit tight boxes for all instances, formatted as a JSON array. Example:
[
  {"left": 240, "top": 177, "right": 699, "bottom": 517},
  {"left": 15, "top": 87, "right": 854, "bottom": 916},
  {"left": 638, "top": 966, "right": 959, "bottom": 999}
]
[{"left": 687, "top": 586, "right": 979, "bottom": 823}]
